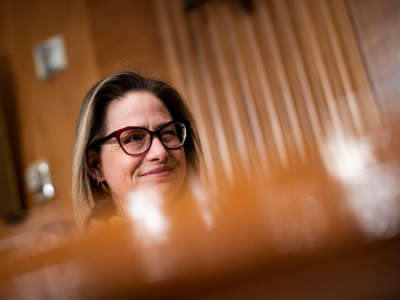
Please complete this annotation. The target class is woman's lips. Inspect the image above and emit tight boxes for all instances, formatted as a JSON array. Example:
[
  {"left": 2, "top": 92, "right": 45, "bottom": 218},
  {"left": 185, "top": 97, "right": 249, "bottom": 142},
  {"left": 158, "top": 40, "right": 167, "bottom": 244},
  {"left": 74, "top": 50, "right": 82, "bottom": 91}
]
[{"left": 140, "top": 167, "right": 173, "bottom": 178}]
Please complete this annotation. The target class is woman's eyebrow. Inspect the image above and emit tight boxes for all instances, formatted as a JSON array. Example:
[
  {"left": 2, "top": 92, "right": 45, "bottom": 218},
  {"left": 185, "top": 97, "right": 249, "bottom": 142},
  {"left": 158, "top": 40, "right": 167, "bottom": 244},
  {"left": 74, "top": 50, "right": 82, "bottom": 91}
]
[{"left": 156, "top": 121, "right": 172, "bottom": 130}]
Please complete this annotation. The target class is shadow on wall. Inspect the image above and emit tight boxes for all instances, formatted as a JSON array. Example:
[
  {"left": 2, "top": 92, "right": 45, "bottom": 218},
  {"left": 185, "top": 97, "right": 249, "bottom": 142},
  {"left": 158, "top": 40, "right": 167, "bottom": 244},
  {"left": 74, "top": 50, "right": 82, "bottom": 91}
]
[{"left": 0, "top": 57, "right": 27, "bottom": 223}]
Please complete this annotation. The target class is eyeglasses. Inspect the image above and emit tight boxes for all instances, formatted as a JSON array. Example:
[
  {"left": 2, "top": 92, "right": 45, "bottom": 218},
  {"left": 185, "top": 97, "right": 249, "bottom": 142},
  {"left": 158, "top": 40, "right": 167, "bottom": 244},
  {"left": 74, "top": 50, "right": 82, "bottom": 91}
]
[{"left": 94, "top": 121, "right": 188, "bottom": 155}]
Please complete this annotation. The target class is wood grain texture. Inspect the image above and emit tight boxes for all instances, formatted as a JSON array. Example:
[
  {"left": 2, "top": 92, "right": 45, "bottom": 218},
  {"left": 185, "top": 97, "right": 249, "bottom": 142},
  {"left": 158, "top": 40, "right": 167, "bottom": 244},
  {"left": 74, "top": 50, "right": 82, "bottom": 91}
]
[
  {"left": 1, "top": 0, "right": 99, "bottom": 216},
  {"left": 348, "top": 0, "right": 400, "bottom": 116},
  {"left": 155, "top": 0, "right": 380, "bottom": 182},
  {"left": 86, "top": 0, "right": 169, "bottom": 80}
]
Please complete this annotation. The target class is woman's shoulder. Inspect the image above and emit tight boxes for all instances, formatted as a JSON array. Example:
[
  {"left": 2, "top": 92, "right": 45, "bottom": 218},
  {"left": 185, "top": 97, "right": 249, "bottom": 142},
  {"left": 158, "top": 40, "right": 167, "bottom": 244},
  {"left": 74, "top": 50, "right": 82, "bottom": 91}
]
[{"left": 86, "top": 199, "right": 125, "bottom": 229}]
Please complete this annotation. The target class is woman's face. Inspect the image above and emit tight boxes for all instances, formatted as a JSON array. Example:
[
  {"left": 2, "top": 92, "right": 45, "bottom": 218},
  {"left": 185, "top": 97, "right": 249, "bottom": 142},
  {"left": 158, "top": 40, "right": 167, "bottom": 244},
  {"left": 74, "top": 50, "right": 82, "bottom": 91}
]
[{"left": 97, "top": 91, "right": 187, "bottom": 206}]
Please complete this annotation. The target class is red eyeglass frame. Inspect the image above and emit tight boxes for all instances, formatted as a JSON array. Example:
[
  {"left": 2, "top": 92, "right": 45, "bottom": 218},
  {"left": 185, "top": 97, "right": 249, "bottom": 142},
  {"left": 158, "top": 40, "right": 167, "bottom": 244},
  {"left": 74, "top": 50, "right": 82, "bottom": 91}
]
[{"left": 92, "top": 120, "right": 188, "bottom": 156}]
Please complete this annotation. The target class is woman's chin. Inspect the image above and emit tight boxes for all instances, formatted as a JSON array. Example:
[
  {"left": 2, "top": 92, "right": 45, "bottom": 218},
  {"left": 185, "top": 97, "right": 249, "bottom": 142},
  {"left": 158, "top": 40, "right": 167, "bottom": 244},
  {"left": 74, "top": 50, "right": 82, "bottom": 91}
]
[
  {"left": 137, "top": 173, "right": 184, "bottom": 195},
  {"left": 132, "top": 179, "right": 173, "bottom": 196},
  {"left": 151, "top": 181, "right": 173, "bottom": 195}
]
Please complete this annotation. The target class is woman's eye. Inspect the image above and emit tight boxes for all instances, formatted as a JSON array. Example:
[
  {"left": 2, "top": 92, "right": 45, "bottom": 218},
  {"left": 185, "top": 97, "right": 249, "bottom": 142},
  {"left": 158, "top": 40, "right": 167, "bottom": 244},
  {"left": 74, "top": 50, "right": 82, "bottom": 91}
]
[
  {"left": 162, "top": 130, "right": 177, "bottom": 139},
  {"left": 122, "top": 132, "right": 146, "bottom": 144},
  {"left": 127, "top": 135, "right": 143, "bottom": 142},
  {"left": 131, "top": 135, "right": 141, "bottom": 140},
  {"left": 163, "top": 130, "right": 177, "bottom": 136}
]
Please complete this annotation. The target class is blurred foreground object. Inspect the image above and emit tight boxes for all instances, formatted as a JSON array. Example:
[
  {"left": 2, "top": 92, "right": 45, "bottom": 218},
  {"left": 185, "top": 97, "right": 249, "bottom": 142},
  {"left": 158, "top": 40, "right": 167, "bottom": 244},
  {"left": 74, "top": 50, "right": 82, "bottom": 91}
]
[{"left": 1, "top": 122, "right": 400, "bottom": 299}]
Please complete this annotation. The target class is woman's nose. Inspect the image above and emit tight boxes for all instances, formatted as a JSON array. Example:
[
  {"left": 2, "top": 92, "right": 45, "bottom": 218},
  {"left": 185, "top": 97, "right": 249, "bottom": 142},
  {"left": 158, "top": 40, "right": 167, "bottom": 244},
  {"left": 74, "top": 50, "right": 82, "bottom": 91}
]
[{"left": 146, "top": 136, "right": 168, "bottom": 161}]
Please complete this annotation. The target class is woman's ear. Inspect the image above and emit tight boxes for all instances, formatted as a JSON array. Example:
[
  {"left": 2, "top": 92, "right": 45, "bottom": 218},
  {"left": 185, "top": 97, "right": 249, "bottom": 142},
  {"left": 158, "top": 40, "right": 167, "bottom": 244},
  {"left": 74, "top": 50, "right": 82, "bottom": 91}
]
[{"left": 87, "top": 149, "right": 104, "bottom": 182}]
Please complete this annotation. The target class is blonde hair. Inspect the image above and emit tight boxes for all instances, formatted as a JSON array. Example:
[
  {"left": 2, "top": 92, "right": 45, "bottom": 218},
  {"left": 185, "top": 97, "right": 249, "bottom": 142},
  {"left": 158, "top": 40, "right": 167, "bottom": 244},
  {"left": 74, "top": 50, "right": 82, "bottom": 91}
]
[{"left": 72, "top": 71, "right": 201, "bottom": 228}]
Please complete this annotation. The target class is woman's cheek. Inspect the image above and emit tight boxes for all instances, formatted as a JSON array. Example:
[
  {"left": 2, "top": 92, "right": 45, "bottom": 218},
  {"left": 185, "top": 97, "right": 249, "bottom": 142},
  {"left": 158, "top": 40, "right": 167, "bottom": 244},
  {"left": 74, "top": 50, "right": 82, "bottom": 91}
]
[
  {"left": 175, "top": 149, "right": 187, "bottom": 182},
  {"left": 101, "top": 151, "right": 141, "bottom": 194}
]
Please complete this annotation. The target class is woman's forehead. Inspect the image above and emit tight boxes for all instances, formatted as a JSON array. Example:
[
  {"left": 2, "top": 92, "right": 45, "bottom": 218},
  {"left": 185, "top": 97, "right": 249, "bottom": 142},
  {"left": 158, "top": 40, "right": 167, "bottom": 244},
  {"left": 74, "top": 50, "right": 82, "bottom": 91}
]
[{"left": 105, "top": 91, "right": 172, "bottom": 130}]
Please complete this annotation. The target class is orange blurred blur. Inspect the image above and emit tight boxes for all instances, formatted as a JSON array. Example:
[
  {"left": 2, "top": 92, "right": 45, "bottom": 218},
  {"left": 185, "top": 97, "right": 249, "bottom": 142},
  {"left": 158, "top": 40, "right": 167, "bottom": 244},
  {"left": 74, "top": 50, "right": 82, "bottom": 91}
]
[{"left": 1, "top": 119, "right": 400, "bottom": 299}]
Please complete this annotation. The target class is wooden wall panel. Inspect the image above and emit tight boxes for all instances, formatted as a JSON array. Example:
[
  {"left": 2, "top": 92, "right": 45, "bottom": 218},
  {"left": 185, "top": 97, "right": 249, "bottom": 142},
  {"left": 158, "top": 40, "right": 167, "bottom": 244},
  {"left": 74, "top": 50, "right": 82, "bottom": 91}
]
[
  {"left": 1, "top": 0, "right": 99, "bottom": 220},
  {"left": 85, "top": 0, "right": 170, "bottom": 80},
  {"left": 0, "top": 1, "right": 6, "bottom": 58},
  {"left": 348, "top": 0, "right": 400, "bottom": 116},
  {"left": 155, "top": 0, "right": 381, "bottom": 183}
]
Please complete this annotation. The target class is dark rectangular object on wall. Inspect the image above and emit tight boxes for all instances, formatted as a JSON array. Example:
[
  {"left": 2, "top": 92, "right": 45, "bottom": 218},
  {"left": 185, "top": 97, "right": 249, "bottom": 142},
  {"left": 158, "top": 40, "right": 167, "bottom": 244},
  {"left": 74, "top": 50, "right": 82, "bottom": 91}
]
[{"left": 0, "top": 97, "right": 22, "bottom": 216}]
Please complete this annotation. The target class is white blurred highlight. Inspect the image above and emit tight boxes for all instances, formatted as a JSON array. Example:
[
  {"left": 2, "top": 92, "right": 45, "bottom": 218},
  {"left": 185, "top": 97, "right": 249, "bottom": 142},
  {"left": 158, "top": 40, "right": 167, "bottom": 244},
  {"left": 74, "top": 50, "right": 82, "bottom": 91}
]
[
  {"left": 190, "top": 178, "right": 214, "bottom": 230},
  {"left": 322, "top": 132, "right": 376, "bottom": 180},
  {"left": 126, "top": 185, "right": 170, "bottom": 246},
  {"left": 345, "top": 163, "right": 400, "bottom": 239},
  {"left": 322, "top": 132, "right": 400, "bottom": 239}
]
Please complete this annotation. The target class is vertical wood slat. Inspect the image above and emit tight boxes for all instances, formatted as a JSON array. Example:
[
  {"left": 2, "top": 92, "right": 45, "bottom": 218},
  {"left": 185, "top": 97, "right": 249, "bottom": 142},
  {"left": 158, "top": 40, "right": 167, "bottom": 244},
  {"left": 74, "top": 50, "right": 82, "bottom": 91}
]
[
  {"left": 293, "top": 0, "right": 344, "bottom": 136},
  {"left": 241, "top": 1, "right": 289, "bottom": 168},
  {"left": 155, "top": 0, "right": 381, "bottom": 181},
  {"left": 307, "top": 0, "right": 357, "bottom": 137},
  {"left": 153, "top": 0, "right": 186, "bottom": 98},
  {"left": 222, "top": 2, "right": 280, "bottom": 173},
  {"left": 190, "top": 12, "right": 234, "bottom": 182},
  {"left": 256, "top": 0, "right": 306, "bottom": 163},
  {"left": 220, "top": 4, "right": 270, "bottom": 175},
  {"left": 205, "top": 4, "right": 252, "bottom": 179},
  {"left": 271, "top": 0, "right": 325, "bottom": 152},
  {"left": 332, "top": 0, "right": 382, "bottom": 130},
  {"left": 317, "top": 0, "right": 363, "bottom": 135}
]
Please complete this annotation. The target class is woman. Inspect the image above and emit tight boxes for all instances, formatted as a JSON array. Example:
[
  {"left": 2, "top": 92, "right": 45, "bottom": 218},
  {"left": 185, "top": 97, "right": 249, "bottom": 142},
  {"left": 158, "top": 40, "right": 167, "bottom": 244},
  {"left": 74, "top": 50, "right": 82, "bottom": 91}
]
[{"left": 72, "top": 71, "right": 201, "bottom": 228}]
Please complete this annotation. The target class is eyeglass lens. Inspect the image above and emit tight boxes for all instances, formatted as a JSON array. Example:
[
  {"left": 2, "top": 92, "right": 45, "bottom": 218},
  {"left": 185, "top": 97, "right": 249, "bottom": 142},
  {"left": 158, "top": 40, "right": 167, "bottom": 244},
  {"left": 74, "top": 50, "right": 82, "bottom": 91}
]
[{"left": 119, "top": 122, "right": 186, "bottom": 155}]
